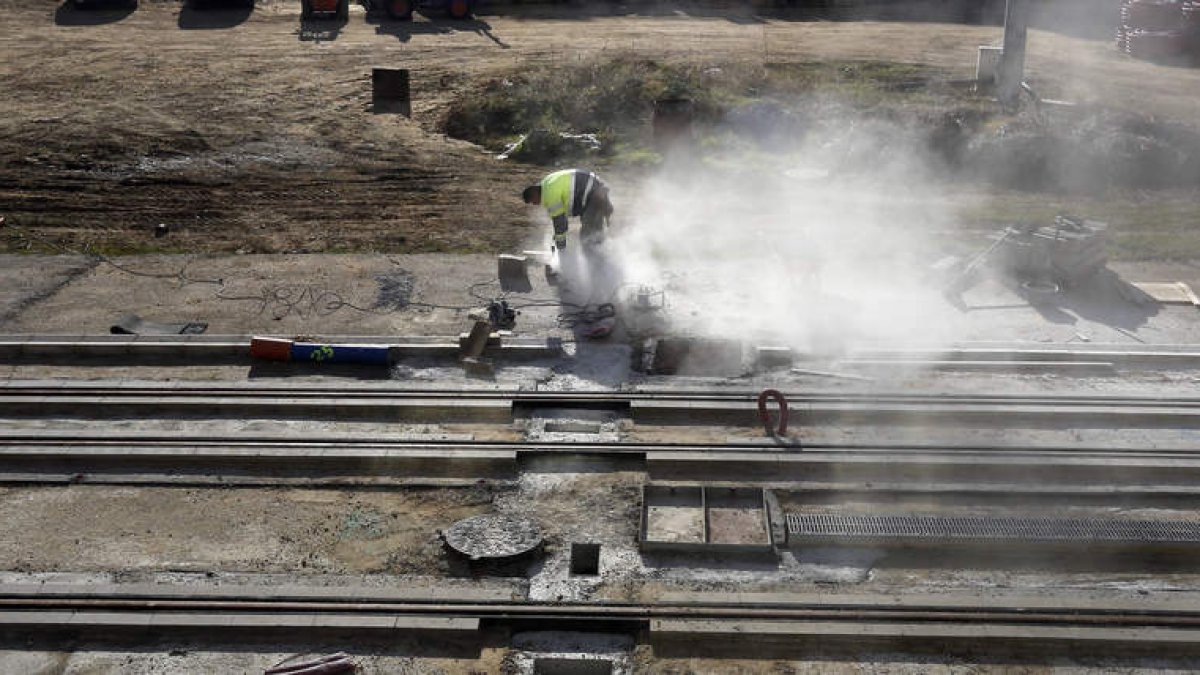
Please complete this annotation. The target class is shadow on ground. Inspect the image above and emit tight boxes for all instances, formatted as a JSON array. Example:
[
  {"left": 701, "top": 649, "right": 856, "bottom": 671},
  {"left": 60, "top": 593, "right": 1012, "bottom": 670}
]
[
  {"left": 478, "top": 0, "right": 1120, "bottom": 41},
  {"left": 298, "top": 14, "right": 347, "bottom": 41},
  {"left": 178, "top": 0, "right": 254, "bottom": 30},
  {"left": 54, "top": 0, "right": 136, "bottom": 26},
  {"left": 367, "top": 12, "right": 508, "bottom": 47},
  {"left": 1003, "top": 270, "right": 1161, "bottom": 334}
]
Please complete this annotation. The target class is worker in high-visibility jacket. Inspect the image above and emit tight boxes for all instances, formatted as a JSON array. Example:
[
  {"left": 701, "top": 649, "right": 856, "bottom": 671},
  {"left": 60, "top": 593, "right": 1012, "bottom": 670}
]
[{"left": 522, "top": 169, "right": 613, "bottom": 252}]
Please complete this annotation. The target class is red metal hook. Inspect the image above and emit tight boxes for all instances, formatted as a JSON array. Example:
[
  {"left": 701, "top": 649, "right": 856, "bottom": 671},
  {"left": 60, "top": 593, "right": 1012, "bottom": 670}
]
[{"left": 757, "top": 388, "right": 788, "bottom": 436}]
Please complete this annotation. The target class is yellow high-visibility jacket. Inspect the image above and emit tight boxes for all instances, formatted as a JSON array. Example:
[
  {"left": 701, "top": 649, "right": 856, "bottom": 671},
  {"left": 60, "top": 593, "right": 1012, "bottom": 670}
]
[{"left": 539, "top": 169, "right": 578, "bottom": 221}]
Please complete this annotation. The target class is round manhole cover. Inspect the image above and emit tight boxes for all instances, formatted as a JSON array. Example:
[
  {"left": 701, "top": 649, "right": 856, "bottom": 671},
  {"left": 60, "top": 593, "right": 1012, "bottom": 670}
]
[{"left": 443, "top": 514, "right": 543, "bottom": 561}]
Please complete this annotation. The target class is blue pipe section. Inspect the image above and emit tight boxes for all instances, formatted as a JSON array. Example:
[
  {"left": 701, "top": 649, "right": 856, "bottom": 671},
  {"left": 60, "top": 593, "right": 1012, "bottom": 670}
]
[{"left": 290, "top": 342, "right": 391, "bottom": 365}]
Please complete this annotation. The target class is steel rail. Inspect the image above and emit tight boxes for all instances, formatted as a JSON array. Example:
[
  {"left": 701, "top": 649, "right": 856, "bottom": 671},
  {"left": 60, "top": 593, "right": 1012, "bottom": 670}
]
[
  {"left": 2, "top": 596, "right": 1200, "bottom": 629},
  {"left": 5, "top": 391, "right": 1200, "bottom": 429},
  {"left": 1, "top": 433, "right": 1198, "bottom": 456},
  {"left": 5, "top": 381, "right": 1200, "bottom": 407},
  {"left": 0, "top": 436, "right": 1196, "bottom": 464}
]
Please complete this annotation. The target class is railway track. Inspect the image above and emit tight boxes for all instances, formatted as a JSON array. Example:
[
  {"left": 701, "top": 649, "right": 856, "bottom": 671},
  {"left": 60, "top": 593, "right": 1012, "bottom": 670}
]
[
  {"left": 6, "top": 381, "right": 1200, "bottom": 428},
  {"left": 3, "top": 381, "right": 1200, "bottom": 494},
  {"left": 3, "top": 584, "right": 1200, "bottom": 655},
  {"left": 0, "top": 435, "right": 1194, "bottom": 505}
]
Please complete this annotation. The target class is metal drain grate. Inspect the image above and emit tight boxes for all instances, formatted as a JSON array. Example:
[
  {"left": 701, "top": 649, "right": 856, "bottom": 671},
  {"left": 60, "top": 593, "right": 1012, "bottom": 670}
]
[{"left": 786, "top": 513, "right": 1200, "bottom": 544}]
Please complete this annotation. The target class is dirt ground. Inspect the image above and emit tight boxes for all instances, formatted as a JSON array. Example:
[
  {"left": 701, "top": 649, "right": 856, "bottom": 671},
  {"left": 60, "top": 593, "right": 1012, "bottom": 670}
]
[
  {"left": 0, "top": 484, "right": 494, "bottom": 575},
  {"left": 3, "top": 1, "right": 1200, "bottom": 256}
]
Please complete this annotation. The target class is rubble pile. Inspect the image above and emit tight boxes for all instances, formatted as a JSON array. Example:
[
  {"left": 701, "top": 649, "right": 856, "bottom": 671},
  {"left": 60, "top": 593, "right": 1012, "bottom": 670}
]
[{"left": 994, "top": 216, "right": 1110, "bottom": 289}]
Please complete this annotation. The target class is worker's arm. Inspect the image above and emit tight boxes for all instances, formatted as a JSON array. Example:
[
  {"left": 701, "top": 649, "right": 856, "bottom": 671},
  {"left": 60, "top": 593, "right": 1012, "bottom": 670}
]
[{"left": 551, "top": 214, "right": 568, "bottom": 250}]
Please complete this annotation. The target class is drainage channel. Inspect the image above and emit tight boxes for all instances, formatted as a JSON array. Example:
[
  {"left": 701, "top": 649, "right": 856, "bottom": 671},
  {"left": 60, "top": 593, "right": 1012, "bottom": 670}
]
[{"left": 786, "top": 513, "right": 1200, "bottom": 548}]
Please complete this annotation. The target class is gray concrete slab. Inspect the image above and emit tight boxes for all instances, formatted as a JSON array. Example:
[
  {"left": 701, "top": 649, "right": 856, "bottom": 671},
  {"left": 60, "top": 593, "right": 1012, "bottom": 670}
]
[
  {"left": 0, "top": 254, "right": 568, "bottom": 339},
  {"left": 0, "top": 582, "right": 514, "bottom": 602},
  {"left": 656, "top": 589, "right": 1200, "bottom": 612}
]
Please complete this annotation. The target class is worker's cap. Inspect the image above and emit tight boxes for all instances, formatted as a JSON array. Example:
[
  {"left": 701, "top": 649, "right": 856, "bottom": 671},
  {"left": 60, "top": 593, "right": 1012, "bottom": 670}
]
[{"left": 521, "top": 185, "right": 540, "bottom": 204}]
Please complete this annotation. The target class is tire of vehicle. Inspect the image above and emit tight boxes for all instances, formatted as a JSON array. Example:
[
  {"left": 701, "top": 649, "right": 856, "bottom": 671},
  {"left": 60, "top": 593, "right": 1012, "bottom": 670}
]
[
  {"left": 300, "top": 0, "right": 312, "bottom": 19},
  {"left": 448, "top": 0, "right": 470, "bottom": 19},
  {"left": 387, "top": 0, "right": 412, "bottom": 20}
]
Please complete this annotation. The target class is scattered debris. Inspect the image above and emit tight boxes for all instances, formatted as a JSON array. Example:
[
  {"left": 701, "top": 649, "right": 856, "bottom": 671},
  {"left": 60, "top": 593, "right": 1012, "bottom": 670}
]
[
  {"left": 495, "top": 129, "right": 601, "bottom": 162},
  {"left": 789, "top": 367, "right": 874, "bottom": 382},
  {"left": 496, "top": 133, "right": 529, "bottom": 160},
  {"left": 944, "top": 228, "right": 1014, "bottom": 297},
  {"left": 265, "top": 652, "right": 356, "bottom": 675},
  {"left": 1112, "top": 324, "right": 1148, "bottom": 344}
]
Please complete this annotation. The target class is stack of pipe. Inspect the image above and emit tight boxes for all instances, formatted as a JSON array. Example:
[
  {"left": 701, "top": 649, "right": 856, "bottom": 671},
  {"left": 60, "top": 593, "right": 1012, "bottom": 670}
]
[
  {"left": 1118, "top": 0, "right": 1200, "bottom": 62},
  {"left": 250, "top": 337, "right": 390, "bottom": 365}
]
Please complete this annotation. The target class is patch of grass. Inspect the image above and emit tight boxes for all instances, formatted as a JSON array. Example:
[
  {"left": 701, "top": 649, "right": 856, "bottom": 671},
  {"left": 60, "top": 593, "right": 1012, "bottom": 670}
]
[
  {"left": 960, "top": 190, "right": 1200, "bottom": 261},
  {"left": 442, "top": 57, "right": 967, "bottom": 165}
]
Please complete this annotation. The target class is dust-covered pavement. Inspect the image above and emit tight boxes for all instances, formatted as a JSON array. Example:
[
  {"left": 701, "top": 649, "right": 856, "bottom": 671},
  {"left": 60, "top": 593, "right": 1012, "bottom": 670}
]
[{"left": 2, "top": 251, "right": 1198, "bottom": 348}]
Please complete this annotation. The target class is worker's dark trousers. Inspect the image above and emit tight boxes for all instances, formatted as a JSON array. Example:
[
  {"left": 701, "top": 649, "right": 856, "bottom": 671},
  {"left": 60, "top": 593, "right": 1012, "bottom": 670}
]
[{"left": 579, "top": 184, "right": 613, "bottom": 248}]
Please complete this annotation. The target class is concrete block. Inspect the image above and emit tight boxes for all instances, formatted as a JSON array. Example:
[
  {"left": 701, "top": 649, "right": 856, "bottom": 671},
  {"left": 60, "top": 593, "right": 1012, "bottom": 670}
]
[
  {"left": 458, "top": 332, "right": 501, "bottom": 350},
  {"left": 460, "top": 321, "right": 494, "bottom": 359},
  {"left": 498, "top": 254, "right": 532, "bottom": 293},
  {"left": 755, "top": 345, "right": 794, "bottom": 370},
  {"left": 372, "top": 67, "right": 411, "bottom": 116},
  {"left": 462, "top": 357, "right": 495, "bottom": 379}
]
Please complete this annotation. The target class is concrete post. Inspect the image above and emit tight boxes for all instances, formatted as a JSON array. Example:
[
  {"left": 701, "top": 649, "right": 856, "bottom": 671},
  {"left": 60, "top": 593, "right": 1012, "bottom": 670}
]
[
  {"left": 372, "top": 67, "right": 411, "bottom": 116},
  {"left": 997, "top": 0, "right": 1031, "bottom": 104}
]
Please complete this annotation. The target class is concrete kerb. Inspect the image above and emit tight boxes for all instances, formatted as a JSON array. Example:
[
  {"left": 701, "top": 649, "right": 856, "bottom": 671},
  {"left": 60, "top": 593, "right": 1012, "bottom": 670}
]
[
  {"left": 0, "top": 446, "right": 519, "bottom": 480},
  {"left": 629, "top": 400, "right": 1200, "bottom": 428},
  {"left": 649, "top": 618, "right": 1200, "bottom": 651},
  {"left": 0, "top": 396, "right": 515, "bottom": 424},
  {"left": 0, "top": 335, "right": 563, "bottom": 365},
  {"left": 0, "top": 582, "right": 515, "bottom": 603},
  {"left": 0, "top": 611, "right": 480, "bottom": 634},
  {"left": 645, "top": 449, "right": 1200, "bottom": 485}
]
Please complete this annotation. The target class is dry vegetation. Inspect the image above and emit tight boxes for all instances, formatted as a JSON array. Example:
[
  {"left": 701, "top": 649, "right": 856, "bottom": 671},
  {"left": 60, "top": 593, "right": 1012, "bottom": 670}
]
[{"left": 2, "top": 1, "right": 1199, "bottom": 258}]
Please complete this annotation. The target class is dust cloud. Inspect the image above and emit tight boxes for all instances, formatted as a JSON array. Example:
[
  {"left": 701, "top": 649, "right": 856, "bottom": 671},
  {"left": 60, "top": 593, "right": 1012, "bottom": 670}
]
[{"left": 602, "top": 114, "right": 969, "bottom": 357}]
